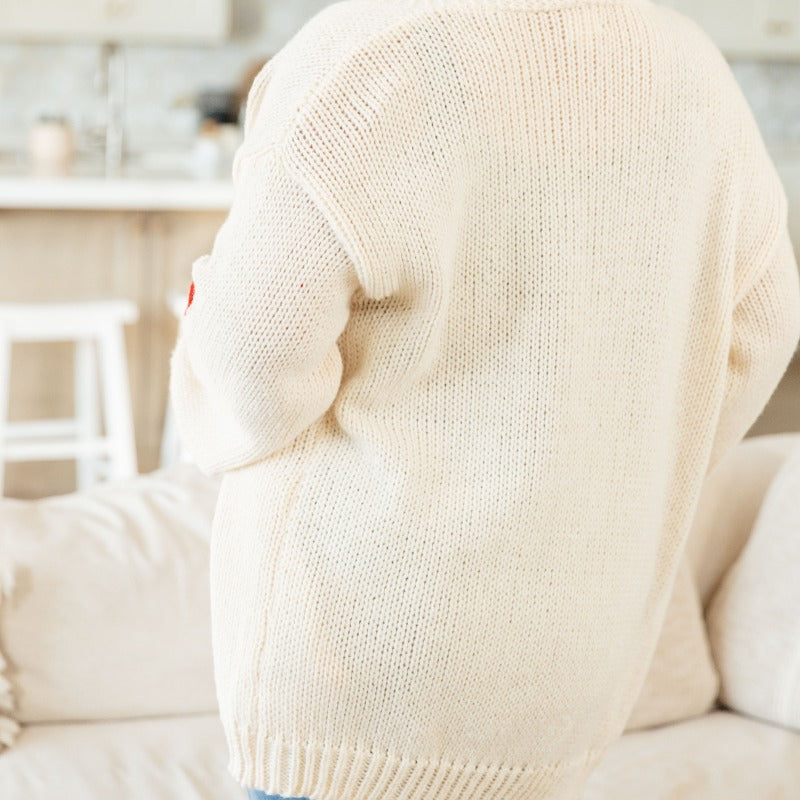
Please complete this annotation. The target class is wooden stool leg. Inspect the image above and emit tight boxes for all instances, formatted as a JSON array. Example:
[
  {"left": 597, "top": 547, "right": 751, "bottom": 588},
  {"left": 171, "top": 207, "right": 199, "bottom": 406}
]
[
  {"left": 97, "top": 323, "right": 137, "bottom": 481},
  {"left": 0, "top": 333, "right": 11, "bottom": 496},
  {"left": 75, "top": 338, "right": 101, "bottom": 490}
]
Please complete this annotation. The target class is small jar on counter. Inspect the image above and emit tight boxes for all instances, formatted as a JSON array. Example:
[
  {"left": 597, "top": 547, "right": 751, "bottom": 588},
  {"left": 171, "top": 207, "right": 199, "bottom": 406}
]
[{"left": 28, "top": 114, "right": 75, "bottom": 174}]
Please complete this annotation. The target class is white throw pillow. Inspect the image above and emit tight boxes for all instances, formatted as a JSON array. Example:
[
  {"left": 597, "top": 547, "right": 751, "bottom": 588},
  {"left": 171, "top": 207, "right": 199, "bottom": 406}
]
[
  {"left": 0, "top": 464, "right": 221, "bottom": 751},
  {"left": 707, "top": 441, "right": 800, "bottom": 731}
]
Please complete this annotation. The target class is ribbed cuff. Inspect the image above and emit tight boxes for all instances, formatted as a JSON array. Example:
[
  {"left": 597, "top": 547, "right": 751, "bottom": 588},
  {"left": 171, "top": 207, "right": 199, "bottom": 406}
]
[{"left": 225, "top": 720, "right": 608, "bottom": 800}]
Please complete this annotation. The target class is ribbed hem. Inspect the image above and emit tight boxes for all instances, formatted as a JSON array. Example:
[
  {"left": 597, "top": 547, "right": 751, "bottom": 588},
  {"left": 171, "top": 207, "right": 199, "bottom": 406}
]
[{"left": 226, "top": 722, "right": 609, "bottom": 800}]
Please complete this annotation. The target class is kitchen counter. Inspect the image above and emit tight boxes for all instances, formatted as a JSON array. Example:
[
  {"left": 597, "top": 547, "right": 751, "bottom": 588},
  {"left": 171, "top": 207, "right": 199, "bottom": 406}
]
[
  {"left": 1, "top": 144, "right": 798, "bottom": 214},
  {"left": 0, "top": 151, "right": 234, "bottom": 211}
]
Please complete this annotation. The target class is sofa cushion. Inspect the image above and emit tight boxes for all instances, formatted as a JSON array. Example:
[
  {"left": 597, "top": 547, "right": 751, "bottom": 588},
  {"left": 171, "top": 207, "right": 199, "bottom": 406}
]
[
  {"left": 583, "top": 710, "right": 800, "bottom": 800},
  {"left": 0, "top": 714, "right": 243, "bottom": 800},
  {"left": 624, "top": 555, "right": 719, "bottom": 731},
  {"left": 707, "top": 440, "right": 800, "bottom": 731},
  {"left": 0, "top": 464, "right": 221, "bottom": 750}
]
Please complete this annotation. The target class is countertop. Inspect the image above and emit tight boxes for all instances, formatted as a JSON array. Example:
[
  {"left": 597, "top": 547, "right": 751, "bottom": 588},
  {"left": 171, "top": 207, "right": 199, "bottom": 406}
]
[
  {"left": 1, "top": 143, "right": 798, "bottom": 214},
  {"left": 0, "top": 151, "right": 234, "bottom": 211}
]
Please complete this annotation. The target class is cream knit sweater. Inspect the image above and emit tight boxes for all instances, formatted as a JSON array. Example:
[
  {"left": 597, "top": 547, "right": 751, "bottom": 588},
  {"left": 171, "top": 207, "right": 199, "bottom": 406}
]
[{"left": 169, "top": 1, "right": 800, "bottom": 798}]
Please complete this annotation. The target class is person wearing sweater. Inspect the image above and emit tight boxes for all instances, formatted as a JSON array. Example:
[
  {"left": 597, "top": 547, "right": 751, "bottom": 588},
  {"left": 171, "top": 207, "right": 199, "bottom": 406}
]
[{"left": 168, "top": 1, "right": 800, "bottom": 798}]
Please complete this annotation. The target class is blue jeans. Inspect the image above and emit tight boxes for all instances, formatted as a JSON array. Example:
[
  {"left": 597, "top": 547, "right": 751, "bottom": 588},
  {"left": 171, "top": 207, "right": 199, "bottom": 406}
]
[{"left": 245, "top": 790, "right": 309, "bottom": 800}]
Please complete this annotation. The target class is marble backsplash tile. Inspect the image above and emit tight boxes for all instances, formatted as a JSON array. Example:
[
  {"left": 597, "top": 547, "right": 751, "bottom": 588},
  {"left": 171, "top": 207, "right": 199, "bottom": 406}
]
[{"left": 0, "top": 0, "right": 331, "bottom": 156}]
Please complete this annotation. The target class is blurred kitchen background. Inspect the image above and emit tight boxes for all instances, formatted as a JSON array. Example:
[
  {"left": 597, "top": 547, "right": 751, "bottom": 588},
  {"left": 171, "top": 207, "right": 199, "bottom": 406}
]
[{"left": 0, "top": 0, "right": 799, "bottom": 498}]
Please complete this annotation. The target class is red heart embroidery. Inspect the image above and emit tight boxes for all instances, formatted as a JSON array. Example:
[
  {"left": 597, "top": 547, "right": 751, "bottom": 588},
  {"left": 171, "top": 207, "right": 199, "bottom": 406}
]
[{"left": 185, "top": 281, "right": 195, "bottom": 315}]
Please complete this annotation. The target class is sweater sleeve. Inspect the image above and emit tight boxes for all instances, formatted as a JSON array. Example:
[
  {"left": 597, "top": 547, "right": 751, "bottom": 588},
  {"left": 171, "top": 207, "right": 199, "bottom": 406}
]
[
  {"left": 168, "top": 145, "right": 360, "bottom": 476},
  {"left": 707, "top": 226, "right": 800, "bottom": 475},
  {"left": 705, "top": 90, "right": 800, "bottom": 475}
]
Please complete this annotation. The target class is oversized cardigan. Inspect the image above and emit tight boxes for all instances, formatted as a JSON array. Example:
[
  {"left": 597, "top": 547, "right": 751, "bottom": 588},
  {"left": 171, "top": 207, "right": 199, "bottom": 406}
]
[{"left": 168, "top": 1, "right": 800, "bottom": 798}]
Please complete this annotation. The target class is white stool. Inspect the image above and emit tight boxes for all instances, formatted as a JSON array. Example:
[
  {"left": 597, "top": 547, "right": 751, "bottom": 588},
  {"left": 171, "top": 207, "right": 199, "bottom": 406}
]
[
  {"left": 159, "top": 290, "right": 192, "bottom": 468},
  {"left": 0, "top": 300, "right": 139, "bottom": 495}
]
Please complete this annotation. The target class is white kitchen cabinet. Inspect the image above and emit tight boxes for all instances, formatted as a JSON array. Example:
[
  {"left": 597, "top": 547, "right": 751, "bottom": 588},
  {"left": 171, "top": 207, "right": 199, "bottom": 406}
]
[
  {"left": 0, "top": 0, "right": 230, "bottom": 44},
  {"left": 662, "top": 0, "right": 800, "bottom": 60}
]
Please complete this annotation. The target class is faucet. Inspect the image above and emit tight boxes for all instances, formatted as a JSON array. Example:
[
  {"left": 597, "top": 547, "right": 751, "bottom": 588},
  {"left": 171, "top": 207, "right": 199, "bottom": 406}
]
[{"left": 97, "top": 41, "right": 126, "bottom": 176}]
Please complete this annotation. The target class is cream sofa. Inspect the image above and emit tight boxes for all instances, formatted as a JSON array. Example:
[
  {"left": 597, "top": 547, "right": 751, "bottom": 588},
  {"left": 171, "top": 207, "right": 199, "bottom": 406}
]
[{"left": 0, "top": 432, "right": 798, "bottom": 800}]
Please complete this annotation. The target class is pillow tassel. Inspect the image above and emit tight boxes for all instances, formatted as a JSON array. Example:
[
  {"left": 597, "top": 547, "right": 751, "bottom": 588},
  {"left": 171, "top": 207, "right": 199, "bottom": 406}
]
[{"left": 0, "top": 562, "right": 20, "bottom": 751}]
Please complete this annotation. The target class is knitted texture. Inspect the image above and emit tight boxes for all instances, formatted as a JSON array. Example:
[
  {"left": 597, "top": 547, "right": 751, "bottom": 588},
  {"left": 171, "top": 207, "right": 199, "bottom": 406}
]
[{"left": 168, "top": 0, "right": 800, "bottom": 797}]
